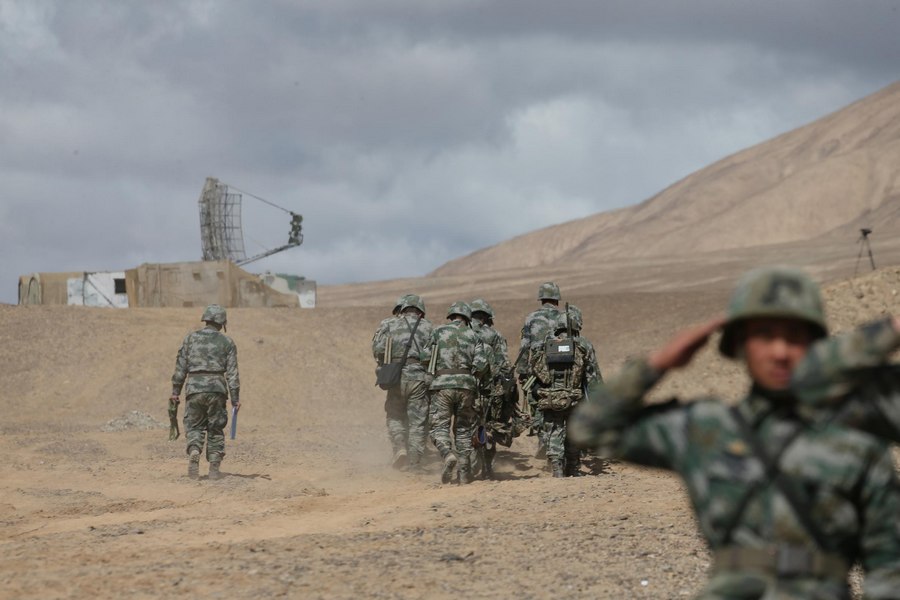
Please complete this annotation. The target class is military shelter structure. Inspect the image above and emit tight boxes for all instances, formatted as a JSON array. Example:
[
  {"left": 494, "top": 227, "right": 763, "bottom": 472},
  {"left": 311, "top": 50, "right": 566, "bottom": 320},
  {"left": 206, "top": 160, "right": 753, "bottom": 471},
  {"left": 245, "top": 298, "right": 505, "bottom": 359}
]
[{"left": 19, "top": 261, "right": 313, "bottom": 308}]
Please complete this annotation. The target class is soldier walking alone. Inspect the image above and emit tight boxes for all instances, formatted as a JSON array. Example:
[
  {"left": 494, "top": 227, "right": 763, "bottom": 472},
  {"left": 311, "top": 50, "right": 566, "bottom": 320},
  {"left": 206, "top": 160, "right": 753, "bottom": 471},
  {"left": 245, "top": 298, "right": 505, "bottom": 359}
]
[{"left": 170, "top": 304, "right": 240, "bottom": 481}]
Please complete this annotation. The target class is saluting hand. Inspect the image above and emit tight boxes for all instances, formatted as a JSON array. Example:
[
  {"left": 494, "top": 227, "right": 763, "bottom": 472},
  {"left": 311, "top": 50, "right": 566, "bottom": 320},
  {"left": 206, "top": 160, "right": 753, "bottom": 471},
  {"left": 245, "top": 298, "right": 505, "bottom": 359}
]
[{"left": 648, "top": 316, "right": 726, "bottom": 373}]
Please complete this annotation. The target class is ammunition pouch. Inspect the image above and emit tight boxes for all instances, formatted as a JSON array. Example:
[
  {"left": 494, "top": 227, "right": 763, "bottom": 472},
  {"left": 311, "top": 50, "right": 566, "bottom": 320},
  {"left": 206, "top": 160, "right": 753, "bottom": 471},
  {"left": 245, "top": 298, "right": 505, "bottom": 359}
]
[
  {"left": 536, "top": 388, "right": 582, "bottom": 412},
  {"left": 376, "top": 363, "right": 403, "bottom": 390}
]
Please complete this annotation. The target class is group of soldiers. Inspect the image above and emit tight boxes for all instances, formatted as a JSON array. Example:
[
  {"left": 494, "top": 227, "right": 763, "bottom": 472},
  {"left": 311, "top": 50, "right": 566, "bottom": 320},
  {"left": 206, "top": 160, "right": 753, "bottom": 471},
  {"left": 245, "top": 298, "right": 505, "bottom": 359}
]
[
  {"left": 170, "top": 265, "right": 900, "bottom": 597},
  {"left": 371, "top": 281, "right": 602, "bottom": 483}
]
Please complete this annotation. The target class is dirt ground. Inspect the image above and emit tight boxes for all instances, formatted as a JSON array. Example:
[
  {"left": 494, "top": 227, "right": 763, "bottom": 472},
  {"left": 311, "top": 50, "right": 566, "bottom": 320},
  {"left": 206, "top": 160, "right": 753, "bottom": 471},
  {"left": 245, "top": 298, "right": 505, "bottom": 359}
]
[{"left": 3, "top": 263, "right": 900, "bottom": 599}]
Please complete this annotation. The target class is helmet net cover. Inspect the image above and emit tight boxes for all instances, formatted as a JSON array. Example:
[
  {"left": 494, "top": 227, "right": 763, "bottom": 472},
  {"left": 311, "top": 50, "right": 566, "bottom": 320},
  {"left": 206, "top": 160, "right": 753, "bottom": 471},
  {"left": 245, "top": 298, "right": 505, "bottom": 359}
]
[
  {"left": 447, "top": 301, "right": 472, "bottom": 321},
  {"left": 718, "top": 266, "right": 827, "bottom": 358},
  {"left": 201, "top": 304, "right": 227, "bottom": 326},
  {"left": 538, "top": 282, "right": 561, "bottom": 301}
]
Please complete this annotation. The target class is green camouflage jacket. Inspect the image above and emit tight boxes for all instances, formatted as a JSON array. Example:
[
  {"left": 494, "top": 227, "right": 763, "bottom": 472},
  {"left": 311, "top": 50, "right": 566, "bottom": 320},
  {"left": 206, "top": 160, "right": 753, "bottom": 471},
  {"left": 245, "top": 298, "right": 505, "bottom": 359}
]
[
  {"left": 371, "top": 315, "right": 395, "bottom": 360},
  {"left": 517, "top": 303, "right": 559, "bottom": 376},
  {"left": 473, "top": 319, "right": 512, "bottom": 390},
  {"left": 568, "top": 358, "right": 900, "bottom": 599},
  {"left": 372, "top": 314, "right": 434, "bottom": 383},
  {"left": 172, "top": 325, "right": 240, "bottom": 401},
  {"left": 429, "top": 320, "right": 488, "bottom": 391}
]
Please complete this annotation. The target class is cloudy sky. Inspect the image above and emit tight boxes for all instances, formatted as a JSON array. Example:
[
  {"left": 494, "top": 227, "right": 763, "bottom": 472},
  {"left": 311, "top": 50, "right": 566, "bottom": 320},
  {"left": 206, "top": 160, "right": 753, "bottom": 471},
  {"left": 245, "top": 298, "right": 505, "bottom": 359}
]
[{"left": 2, "top": 1, "right": 899, "bottom": 304}]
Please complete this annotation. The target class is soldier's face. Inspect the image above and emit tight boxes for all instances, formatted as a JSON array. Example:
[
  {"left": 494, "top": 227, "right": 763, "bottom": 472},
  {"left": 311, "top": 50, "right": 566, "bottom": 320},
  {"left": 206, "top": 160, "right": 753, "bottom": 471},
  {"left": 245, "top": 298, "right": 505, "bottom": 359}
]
[{"left": 742, "top": 318, "right": 813, "bottom": 391}]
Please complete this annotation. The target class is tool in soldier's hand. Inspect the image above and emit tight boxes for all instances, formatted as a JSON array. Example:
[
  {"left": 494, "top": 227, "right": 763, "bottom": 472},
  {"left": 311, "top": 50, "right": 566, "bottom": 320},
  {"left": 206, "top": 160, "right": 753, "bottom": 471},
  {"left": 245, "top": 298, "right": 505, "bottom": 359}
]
[
  {"left": 167, "top": 396, "right": 180, "bottom": 441},
  {"left": 230, "top": 405, "right": 238, "bottom": 440}
]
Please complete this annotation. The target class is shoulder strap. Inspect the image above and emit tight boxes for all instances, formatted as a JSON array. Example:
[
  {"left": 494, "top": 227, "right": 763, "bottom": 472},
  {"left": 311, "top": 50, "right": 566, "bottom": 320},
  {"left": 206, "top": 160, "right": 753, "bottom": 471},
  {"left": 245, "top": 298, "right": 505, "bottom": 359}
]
[
  {"left": 725, "top": 407, "right": 833, "bottom": 551},
  {"left": 397, "top": 316, "right": 423, "bottom": 368}
]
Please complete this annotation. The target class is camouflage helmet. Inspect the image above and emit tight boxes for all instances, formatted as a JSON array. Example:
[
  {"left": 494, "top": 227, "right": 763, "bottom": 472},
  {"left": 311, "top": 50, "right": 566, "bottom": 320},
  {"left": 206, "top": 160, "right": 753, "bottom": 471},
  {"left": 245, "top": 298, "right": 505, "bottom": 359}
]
[
  {"left": 469, "top": 298, "right": 494, "bottom": 319},
  {"left": 201, "top": 304, "right": 227, "bottom": 326},
  {"left": 447, "top": 301, "right": 472, "bottom": 322},
  {"left": 392, "top": 295, "right": 408, "bottom": 315},
  {"left": 537, "top": 282, "right": 561, "bottom": 301},
  {"left": 565, "top": 304, "right": 583, "bottom": 332},
  {"left": 719, "top": 266, "right": 827, "bottom": 358},
  {"left": 402, "top": 294, "right": 426, "bottom": 316}
]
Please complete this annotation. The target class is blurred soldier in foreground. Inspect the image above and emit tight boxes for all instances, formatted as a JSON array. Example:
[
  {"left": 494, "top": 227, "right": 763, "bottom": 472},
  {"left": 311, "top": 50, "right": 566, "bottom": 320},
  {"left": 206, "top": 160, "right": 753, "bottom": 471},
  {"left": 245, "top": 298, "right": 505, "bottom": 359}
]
[
  {"left": 372, "top": 294, "right": 433, "bottom": 471},
  {"left": 469, "top": 298, "right": 520, "bottom": 479},
  {"left": 170, "top": 304, "right": 240, "bottom": 481},
  {"left": 428, "top": 302, "right": 488, "bottom": 484},
  {"left": 516, "top": 282, "right": 562, "bottom": 449},
  {"left": 530, "top": 306, "right": 600, "bottom": 477},
  {"left": 569, "top": 266, "right": 900, "bottom": 598}
]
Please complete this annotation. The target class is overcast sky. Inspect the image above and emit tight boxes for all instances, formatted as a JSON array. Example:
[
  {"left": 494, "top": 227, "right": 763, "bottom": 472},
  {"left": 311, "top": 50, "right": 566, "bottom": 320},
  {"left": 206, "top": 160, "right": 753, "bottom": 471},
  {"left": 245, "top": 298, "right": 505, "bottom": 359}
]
[{"left": 2, "top": 1, "right": 899, "bottom": 304}]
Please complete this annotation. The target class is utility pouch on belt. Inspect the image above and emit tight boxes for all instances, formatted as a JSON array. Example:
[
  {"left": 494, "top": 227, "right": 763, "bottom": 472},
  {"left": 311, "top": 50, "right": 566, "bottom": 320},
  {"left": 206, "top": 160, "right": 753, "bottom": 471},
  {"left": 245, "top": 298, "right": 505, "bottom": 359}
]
[{"left": 544, "top": 337, "right": 575, "bottom": 366}]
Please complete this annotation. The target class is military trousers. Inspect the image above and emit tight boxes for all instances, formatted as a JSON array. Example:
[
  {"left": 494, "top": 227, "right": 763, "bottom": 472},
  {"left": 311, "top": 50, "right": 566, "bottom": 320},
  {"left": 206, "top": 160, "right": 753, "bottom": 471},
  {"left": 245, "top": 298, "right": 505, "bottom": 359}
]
[
  {"left": 430, "top": 388, "right": 477, "bottom": 473},
  {"left": 184, "top": 392, "right": 228, "bottom": 462},
  {"left": 541, "top": 408, "right": 579, "bottom": 466},
  {"left": 384, "top": 378, "right": 430, "bottom": 465}
]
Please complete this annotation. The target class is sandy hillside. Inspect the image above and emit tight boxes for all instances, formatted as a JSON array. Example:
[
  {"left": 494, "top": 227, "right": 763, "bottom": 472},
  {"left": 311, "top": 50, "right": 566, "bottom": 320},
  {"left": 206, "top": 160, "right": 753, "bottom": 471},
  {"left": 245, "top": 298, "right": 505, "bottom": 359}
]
[
  {"left": 3, "top": 258, "right": 900, "bottom": 599},
  {"left": 432, "top": 81, "right": 900, "bottom": 276}
]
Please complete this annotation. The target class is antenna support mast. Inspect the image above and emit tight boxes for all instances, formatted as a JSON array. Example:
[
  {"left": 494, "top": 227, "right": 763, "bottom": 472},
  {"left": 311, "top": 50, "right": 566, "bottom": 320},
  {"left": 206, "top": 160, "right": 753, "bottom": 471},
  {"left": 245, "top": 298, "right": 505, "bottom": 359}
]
[{"left": 197, "top": 177, "right": 303, "bottom": 266}]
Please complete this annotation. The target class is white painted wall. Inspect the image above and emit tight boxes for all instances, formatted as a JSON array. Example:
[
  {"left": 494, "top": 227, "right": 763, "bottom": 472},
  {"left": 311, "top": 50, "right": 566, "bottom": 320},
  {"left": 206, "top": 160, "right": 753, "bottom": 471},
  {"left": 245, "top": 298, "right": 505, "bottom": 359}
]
[{"left": 67, "top": 272, "right": 129, "bottom": 308}]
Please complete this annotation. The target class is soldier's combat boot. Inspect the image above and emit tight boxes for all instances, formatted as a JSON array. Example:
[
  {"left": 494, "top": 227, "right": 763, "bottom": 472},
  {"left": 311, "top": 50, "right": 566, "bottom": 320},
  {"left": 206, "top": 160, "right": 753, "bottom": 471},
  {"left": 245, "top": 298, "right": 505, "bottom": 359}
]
[
  {"left": 392, "top": 448, "right": 408, "bottom": 470},
  {"left": 440, "top": 453, "right": 458, "bottom": 484},
  {"left": 550, "top": 459, "right": 564, "bottom": 478},
  {"left": 459, "top": 468, "right": 473, "bottom": 485},
  {"left": 188, "top": 448, "right": 200, "bottom": 480},
  {"left": 208, "top": 461, "right": 223, "bottom": 481},
  {"left": 565, "top": 457, "right": 582, "bottom": 477}
]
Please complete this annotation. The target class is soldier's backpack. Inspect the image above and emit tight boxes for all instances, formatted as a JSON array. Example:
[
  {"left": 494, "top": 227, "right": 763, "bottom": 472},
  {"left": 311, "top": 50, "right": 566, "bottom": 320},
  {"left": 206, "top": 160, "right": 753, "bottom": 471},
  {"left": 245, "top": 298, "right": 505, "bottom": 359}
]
[{"left": 532, "top": 336, "right": 585, "bottom": 411}]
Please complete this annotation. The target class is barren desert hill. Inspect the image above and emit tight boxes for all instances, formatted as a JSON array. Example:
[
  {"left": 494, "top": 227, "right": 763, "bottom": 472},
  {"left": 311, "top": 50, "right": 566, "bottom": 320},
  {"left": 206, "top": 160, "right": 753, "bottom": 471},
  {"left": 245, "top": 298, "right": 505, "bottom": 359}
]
[{"left": 432, "top": 80, "right": 900, "bottom": 276}]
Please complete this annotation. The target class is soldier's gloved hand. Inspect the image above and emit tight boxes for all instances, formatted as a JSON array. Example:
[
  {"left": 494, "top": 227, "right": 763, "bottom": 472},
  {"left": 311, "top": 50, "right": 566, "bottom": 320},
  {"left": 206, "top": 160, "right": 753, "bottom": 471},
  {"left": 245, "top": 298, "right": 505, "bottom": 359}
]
[{"left": 231, "top": 401, "right": 241, "bottom": 412}]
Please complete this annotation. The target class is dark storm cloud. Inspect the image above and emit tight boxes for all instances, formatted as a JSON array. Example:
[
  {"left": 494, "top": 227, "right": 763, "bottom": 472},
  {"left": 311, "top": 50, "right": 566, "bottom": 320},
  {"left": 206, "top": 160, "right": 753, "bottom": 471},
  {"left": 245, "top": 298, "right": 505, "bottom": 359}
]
[{"left": 1, "top": 1, "right": 898, "bottom": 303}]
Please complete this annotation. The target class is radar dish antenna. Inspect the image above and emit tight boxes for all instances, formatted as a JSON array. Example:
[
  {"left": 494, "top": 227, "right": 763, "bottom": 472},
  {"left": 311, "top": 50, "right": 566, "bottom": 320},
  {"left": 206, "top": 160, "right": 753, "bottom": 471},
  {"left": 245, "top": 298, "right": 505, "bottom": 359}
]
[
  {"left": 198, "top": 177, "right": 303, "bottom": 267},
  {"left": 199, "top": 177, "right": 247, "bottom": 262}
]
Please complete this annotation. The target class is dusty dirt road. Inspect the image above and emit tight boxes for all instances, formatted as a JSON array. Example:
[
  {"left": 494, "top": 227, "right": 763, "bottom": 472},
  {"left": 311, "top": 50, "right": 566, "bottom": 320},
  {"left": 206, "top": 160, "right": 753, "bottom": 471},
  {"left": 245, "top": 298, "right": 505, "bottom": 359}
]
[{"left": 2, "top": 266, "right": 899, "bottom": 599}]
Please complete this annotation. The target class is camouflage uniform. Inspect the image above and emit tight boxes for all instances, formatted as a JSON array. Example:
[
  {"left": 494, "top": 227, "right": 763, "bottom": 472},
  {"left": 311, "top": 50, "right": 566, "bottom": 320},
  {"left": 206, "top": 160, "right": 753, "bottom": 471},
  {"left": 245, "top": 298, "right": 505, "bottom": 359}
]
[
  {"left": 372, "top": 295, "right": 409, "bottom": 356},
  {"left": 569, "top": 267, "right": 900, "bottom": 598},
  {"left": 428, "top": 302, "right": 488, "bottom": 484},
  {"left": 517, "top": 282, "right": 562, "bottom": 445},
  {"left": 530, "top": 311, "right": 600, "bottom": 477},
  {"left": 171, "top": 305, "right": 240, "bottom": 478},
  {"left": 792, "top": 316, "right": 900, "bottom": 441},
  {"left": 372, "top": 295, "right": 434, "bottom": 470},
  {"left": 470, "top": 299, "right": 518, "bottom": 479}
]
